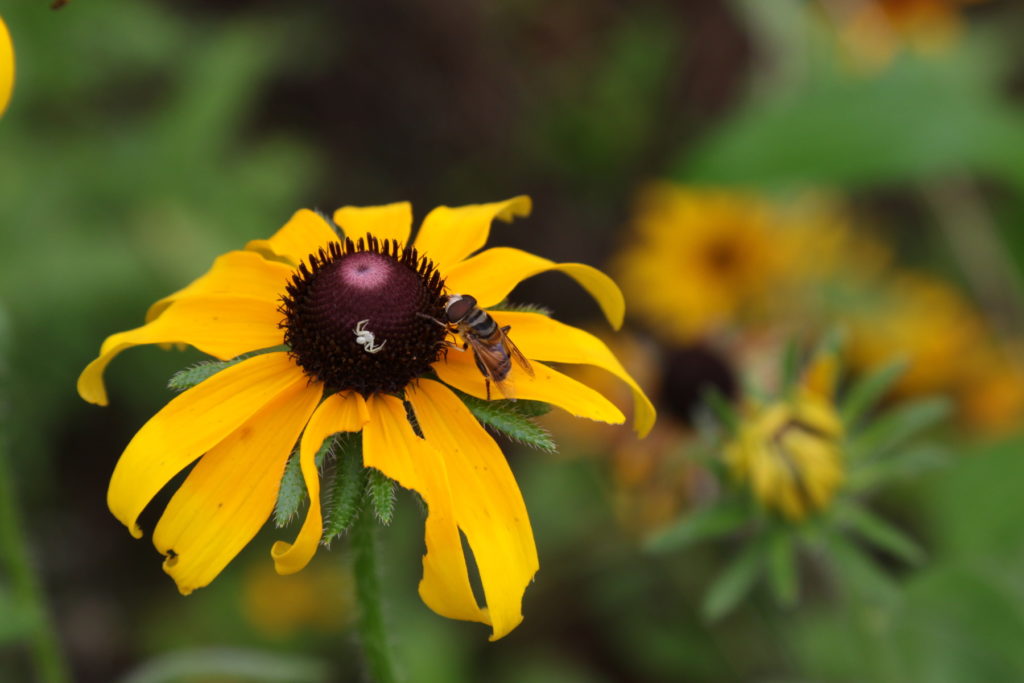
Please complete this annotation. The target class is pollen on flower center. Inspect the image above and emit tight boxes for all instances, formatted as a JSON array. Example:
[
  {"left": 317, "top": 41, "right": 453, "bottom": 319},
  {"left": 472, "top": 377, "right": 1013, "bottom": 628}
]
[{"left": 280, "top": 235, "right": 448, "bottom": 395}]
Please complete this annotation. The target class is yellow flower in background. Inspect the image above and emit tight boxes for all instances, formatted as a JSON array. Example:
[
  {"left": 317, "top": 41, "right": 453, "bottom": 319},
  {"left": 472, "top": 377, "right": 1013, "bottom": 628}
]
[
  {"left": 725, "top": 356, "right": 845, "bottom": 522},
  {"left": 616, "top": 184, "right": 886, "bottom": 345},
  {"left": 848, "top": 271, "right": 984, "bottom": 398},
  {"left": 242, "top": 562, "right": 353, "bottom": 639},
  {"left": 0, "top": 15, "right": 14, "bottom": 117},
  {"left": 616, "top": 185, "right": 786, "bottom": 344},
  {"left": 78, "top": 197, "right": 655, "bottom": 640},
  {"left": 821, "top": 0, "right": 982, "bottom": 70}
]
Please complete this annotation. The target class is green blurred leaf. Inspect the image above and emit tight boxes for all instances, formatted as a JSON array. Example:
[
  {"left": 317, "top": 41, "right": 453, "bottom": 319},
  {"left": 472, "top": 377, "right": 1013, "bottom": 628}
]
[
  {"left": 273, "top": 434, "right": 337, "bottom": 529},
  {"left": 847, "top": 444, "right": 950, "bottom": 492},
  {"left": 700, "top": 386, "right": 740, "bottom": 434},
  {"left": 645, "top": 499, "right": 749, "bottom": 554},
  {"left": 839, "top": 359, "right": 908, "bottom": 429},
  {"left": 365, "top": 468, "right": 396, "bottom": 527},
  {"left": 455, "top": 390, "right": 556, "bottom": 453},
  {"left": 321, "top": 435, "right": 366, "bottom": 545},
  {"left": 768, "top": 529, "right": 799, "bottom": 608},
  {"left": 702, "top": 539, "right": 765, "bottom": 621},
  {"left": 826, "top": 533, "right": 901, "bottom": 608},
  {"left": 120, "top": 647, "right": 330, "bottom": 683},
  {"left": 780, "top": 338, "right": 801, "bottom": 397},
  {"left": 849, "top": 397, "right": 952, "bottom": 459},
  {"left": 835, "top": 501, "right": 925, "bottom": 566}
]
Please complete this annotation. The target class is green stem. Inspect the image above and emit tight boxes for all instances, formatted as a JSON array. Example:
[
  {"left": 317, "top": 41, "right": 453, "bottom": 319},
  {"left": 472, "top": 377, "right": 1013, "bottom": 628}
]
[
  {"left": 0, "top": 441, "right": 70, "bottom": 683},
  {"left": 351, "top": 506, "right": 398, "bottom": 683}
]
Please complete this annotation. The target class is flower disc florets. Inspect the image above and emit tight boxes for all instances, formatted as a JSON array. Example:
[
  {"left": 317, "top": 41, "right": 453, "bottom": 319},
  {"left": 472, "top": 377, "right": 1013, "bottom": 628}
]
[{"left": 281, "top": 235, "right": 448, "bottom": 395}]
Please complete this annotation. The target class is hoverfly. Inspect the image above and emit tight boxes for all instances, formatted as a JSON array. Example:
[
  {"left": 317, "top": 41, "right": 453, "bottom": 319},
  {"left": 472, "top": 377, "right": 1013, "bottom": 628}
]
[{"left": 443, "top": 294, "right": 534, "bottom": 400}]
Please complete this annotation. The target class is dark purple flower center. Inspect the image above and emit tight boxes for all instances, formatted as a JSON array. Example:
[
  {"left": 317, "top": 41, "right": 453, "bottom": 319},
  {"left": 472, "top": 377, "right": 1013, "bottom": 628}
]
[{"left": 280, "top": 235, "right": 448, "bottom": 395}]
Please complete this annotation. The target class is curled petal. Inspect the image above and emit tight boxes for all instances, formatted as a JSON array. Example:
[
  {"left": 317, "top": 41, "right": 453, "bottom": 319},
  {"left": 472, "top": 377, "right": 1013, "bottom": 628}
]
[
  {"left": 414, "top": 196, "right": 532, "bottom": 273},
  {"left": 146, "top": 251, "right": 294, "bottom": 322},
  {"left": 434, "top": 351, "right": 625, "bottom": 427},
  {"left": 444, "top": 247, "right": 624, "bottom": 329},
  {"left": 78, "top": 295, "right": 285, "bottom": 406},
  {"left": 271, "top": 391, "right": 369, "bottom": 574},
  {"left": 333, "top": 202, "right": 413, "bottom": 245},
  {"left": 107, "top": 353, "right": 308, "bottom": 541},
  {"left": 406, "top": 380, "right": 538, "bottom": 640},
  {"left": 245, "top": 209, "right": 339, "bottom": 267},
  {"left": 0, "top": 16, "right": 13, "bottom": 117},
  {"left": 363, "top": 394, "right": 487, "bottom": 626},
  {"left": 152, "top": 375, "right": 323, "bottom": 594},
  {"left": 491, "top": 311, "right": 655, "bottom": 437}
]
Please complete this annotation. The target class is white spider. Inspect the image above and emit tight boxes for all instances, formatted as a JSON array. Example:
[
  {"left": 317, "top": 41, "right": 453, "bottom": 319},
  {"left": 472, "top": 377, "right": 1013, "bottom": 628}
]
[{"left": 353, "top": 319, "right": 386, "bottom": 354}]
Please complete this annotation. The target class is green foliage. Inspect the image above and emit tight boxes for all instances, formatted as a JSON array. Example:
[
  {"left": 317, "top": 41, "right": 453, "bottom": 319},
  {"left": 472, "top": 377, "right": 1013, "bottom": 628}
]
[
  {"left": 767, "top": 530, "right": 799, "bottom": 609},
  {"left": 702, "top": 540, "right": 765, "bottom": 622},
  {"left": 645, "top": 499, "right": 749, "bottom": 554},
  {"left": 834, "top": 501, "right": 925, "bottom": 566},
  {"left": 365, "top": 468, "right": 396, "bottom": 527},
  {"left": 839, "top": 358, "right": 909, "bottom": 428},
  {"left": 320, "top": 435, "right": 368, "bottom": 545},
  {"left": 487, "top": 301, "right": 554, "bottom": 317},
  {"left": 272, "top": 434, "right": 338, "bottom": 529},
  {"left": 849, "top": 397, "right": 953, "bottom": 459},
  {"left": 455, "top": 390, "right": 557, "bottom": 453},
  {"left": 166, "top": 359, "right": 243, "bottom": 392}
]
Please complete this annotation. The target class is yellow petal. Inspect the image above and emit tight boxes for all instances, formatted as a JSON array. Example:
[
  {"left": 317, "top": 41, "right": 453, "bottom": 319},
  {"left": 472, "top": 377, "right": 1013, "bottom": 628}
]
[
  {"left": 152, "top": 376, "right": 323, "bottom": 594},
  {"left": 414, "top": 196, "right": 532, "bottom": 272},
  {"left": 146, "top": 250, "right": 294, "bottom": 322},
  {"left": 0, "top": 16, "right": 14, "bottom": 117},
  {"left": 107, "top": 353, "right": 308, "bottom": 540},
  {"left": 78, "top": 295, "right": 285, "bottom": 406},
  {"left": 245, "top": 209, "right": 339, "bottom": 267},
  {"left": 434, "top": 350, "right": 625, "bottom": 426},
  {"left": 444, "top": 247, "right": 624, "bottom": 329},
  {"left": 363, "top": 394, "right": 487, "bottom": 626},
  {"left": 333, "top": 202, "right": 413, "bottom": 245},
  {"left": 491, "top": 311, "right": 655, "bottom": 437},
  {"left": 271, "top": 391, "right": 370, "bottom": 574},
  {"left": 406, "top": 380, "right": 538, "bottom": 640}
]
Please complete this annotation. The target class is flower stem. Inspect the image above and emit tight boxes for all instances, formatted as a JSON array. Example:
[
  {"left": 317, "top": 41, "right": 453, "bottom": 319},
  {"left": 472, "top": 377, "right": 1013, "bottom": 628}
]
[
  {"left": 0, "top": 440, "right": 70, "bottom": 683},
  {"left": 351, "top": 505, "right": 399, "bottom": 683}
]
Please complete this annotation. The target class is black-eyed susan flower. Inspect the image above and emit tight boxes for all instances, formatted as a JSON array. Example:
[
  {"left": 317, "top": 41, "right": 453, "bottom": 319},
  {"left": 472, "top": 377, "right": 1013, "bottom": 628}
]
[
  {"left": 78, "top": 197, "right": 655, "bottom": 640},
  {"left": 725, "top": 355, "right": 844, "bottom": 522},
  {"left": 0, "top": 15, "right": 13, "bottom": 117}
]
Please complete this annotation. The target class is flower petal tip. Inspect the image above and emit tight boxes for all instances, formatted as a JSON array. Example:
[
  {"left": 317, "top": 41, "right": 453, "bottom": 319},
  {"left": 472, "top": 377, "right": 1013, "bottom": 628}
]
[{"left": 499, "top": 195, "right": 532, "bottom": 222}]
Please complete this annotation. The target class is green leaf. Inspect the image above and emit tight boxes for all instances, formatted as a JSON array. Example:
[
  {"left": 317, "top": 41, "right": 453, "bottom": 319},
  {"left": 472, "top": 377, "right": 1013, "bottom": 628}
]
[
  {"left": 645, "top": 499, "right": 749, "bottom": 553},
  {"left": 321, "top": 435, "right": 367, "bottom": 545},
  {"left": 365, "top": 468, "right": 396, "bottom": 527},
  {"left": 702, "top": 539, "right": 765, "bottom": 621},
  {"left": 780, "top": 338, "right": 801, "bottom": 396},
  {"left": 273, "top": 435, "right": 338, "bottom": 528},
  {"left": 699, "top": 386, "right": 739, "bottom": 434},
  {"left": 454, "top": 390, "right": 557, "bottom": 453},
  {"left": 119, "top": 647, "right": 329, "bottom": 683},
  {"left": 847, "top": 444, "right": 950, "bottom": 492},
  {"left": 839, "top": 359, "right": 908, "bottom": 428},
  {"left": 835, "top": 501, "right": 926, "bottom": 566},
  {"left": 826, "top": 533, "right": 901, "bottom": 608},
  {"left": 849, "top": 397, "right": 952, "bottom": 459},
  {"left": 767, "top": 529, "right": 799, "bottom": 608},
  {"left": 167, "top": 359, "right": 243, "bottom": 392}
]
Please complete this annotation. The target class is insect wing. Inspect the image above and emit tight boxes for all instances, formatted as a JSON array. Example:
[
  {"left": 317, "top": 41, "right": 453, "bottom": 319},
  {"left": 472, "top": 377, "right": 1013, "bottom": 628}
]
[
  {"left": 464, "top": 333, "right": 517, "bottom": 400},
  {"left": 500, "top": 327, "right": 535, "bottom": 377}
]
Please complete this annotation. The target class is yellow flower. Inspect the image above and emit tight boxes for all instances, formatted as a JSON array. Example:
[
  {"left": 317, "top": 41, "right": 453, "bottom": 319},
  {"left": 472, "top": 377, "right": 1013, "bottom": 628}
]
[
  {"left": 848, "top": 271, "right": 985, "bottom": 398},
  {"left": 0, "top": 15, "right": 14, "bottom": 117},
  {"left": 725, "top": 363, "right": 844, "bottom": 522},
  {"left": 821, "top": 0, "right": 981, "bottom": 70},
  {"left": 78, "top": 197, "right": 655, "bottom": 640},
  {"left": 616, "top": 185, "right": 786, "bottom": 343}
]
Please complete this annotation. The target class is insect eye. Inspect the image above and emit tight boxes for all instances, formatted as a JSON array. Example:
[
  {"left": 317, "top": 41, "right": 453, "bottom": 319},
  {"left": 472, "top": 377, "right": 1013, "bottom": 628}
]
[{"left": 445, "top": 295, "right": 474, "bottom": 322}]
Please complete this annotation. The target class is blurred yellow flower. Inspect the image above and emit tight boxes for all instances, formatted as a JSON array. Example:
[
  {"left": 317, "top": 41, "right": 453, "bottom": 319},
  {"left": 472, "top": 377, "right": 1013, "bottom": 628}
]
[
  {"left": 242, "top": 562, "right": 353, "bottom": 639},
  {"left": 0, "top": 15, "right": 14, "bottom": 117},
  {"left": 725, "top": 360, "right": 844, "bottom": 522},
  {"left": 616, "top": 185, "right": 886, "bottom": 345},
  {"left": 848, "top": 271, "right": 984, "bottom": 398},
  {"left": 822, "top": 0, "right": 982, "bottom": 69},
  {"left": 957, "top": 343, "right": 1024, "bottom": 436},
  {"left": 78, "top": 198, "right": 654, "bottom": 640}
]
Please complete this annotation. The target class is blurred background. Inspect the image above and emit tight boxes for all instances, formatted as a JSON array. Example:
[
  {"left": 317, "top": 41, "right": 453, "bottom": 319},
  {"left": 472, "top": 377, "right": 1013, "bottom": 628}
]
[{"left": 3, "top": 0, "right": 1024, "bottom": 681}]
